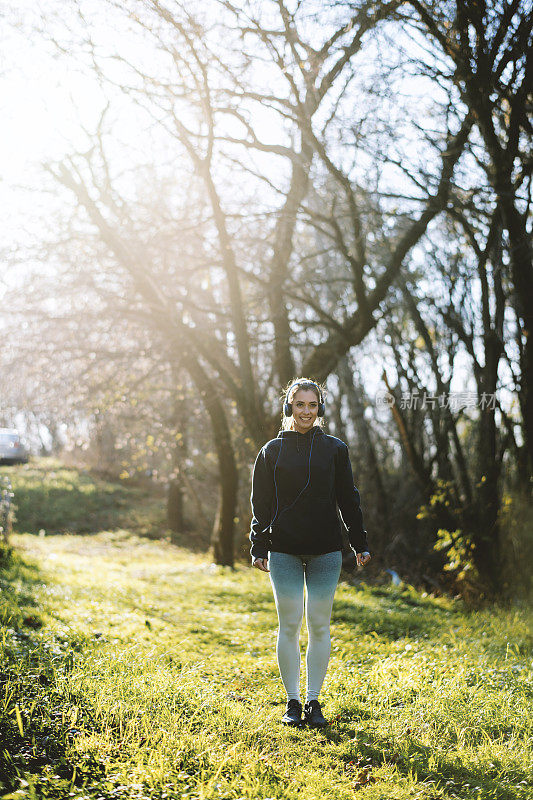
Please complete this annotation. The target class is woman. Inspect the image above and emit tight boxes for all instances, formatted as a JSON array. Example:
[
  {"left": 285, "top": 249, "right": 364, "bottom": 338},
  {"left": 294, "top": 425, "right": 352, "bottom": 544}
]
[{"left": 250, "top": 378, "right": 371, "bottom": 728}]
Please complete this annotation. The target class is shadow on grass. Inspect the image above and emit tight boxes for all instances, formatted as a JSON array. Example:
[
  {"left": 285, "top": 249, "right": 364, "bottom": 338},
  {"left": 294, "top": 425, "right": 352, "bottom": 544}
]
[
  {"left": 319, "top": 722, "right": 529, "bottom": 800},
  {"left": 0, "top": 545, "right": 106, "bottom": 797},
  {"left": 332, "top": 596, "right": 451, "bottom": 640},
  {"left": 205, "top": 583, "right": 456, "bottom": 644}
]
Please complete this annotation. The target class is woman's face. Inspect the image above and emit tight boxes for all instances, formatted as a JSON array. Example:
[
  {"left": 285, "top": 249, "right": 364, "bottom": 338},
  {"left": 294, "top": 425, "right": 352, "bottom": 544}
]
[{"left": 291, "top": 388, "right": 319, "bottom": 434}]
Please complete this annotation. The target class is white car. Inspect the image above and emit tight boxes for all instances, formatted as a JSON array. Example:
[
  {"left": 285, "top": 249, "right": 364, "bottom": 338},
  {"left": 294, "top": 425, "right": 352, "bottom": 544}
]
[{"left": 0, "top": 428, "right": 29, "bottom": 464}]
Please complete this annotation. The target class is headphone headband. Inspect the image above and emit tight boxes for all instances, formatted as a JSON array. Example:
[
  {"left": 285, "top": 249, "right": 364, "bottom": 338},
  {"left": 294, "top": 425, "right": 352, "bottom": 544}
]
[{"left": 283, "top": 380, "right": 325, "bottom": 417}]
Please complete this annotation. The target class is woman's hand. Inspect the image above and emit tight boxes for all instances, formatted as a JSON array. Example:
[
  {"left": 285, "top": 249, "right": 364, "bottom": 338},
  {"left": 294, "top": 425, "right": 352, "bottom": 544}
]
[
  {"left": 253, "top": 557, "right": 270, "bottom": 572},
  {"left": 357, "top": 551, "right": 371, "bottom": 567}
]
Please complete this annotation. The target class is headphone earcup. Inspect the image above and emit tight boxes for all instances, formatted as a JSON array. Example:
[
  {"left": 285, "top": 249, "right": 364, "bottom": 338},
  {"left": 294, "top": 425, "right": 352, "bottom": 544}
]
[
  {"left": 283, "top": 402, "right": 292, "bottom": 417},
  {"left": 318, "top": 402, "right": 325, "bottom": 417}
]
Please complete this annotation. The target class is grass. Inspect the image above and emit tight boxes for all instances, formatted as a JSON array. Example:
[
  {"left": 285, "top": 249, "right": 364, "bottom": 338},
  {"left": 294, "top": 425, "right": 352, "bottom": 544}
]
[
  {"left": 0, "top": 461, "right": 532, "bottom": 799},
  {"left": 6, "top": 457, "right": 164, "bottom": 537}
]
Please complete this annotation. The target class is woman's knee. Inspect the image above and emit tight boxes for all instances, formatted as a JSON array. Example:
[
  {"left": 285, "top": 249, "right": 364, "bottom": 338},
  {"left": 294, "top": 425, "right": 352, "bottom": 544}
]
[
  {"left": 307, "top": 619, "right": 330, "bottom": 640},
  {"left": 306, "top": 599, "right": 333, "bottom": 638},
  {"left": 278, "top": 603, "right": 303, "bottom": 636},
  {"left": 279, "top": 618, "right": 303, "bottom": 639},
  {"left": 277, "top": 604, "right": 303, "bottom": 636}
]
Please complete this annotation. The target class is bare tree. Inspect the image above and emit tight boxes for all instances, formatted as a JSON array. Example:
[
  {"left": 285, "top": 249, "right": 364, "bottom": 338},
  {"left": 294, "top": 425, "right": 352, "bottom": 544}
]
[{"left": 406, "top": 0, "right": 533, "bottom": 477}]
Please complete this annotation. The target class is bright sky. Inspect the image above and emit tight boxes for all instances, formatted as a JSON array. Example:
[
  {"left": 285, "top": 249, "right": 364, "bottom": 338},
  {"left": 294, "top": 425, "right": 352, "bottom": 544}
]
[
  {"left": 1, "top": 8, "right": 106, "bottom": 281},
  {"left": 2, "top": 2, "right": 285, "bottom": 271},
  {"left": 1, "top": 0, "right": 441, "bottom": 258}
]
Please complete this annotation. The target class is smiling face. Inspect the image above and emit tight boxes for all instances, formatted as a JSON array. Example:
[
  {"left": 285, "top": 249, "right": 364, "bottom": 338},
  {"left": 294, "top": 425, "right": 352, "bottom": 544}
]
[{"left": 291, "top": 388, "right": 319, "bottom": 434}]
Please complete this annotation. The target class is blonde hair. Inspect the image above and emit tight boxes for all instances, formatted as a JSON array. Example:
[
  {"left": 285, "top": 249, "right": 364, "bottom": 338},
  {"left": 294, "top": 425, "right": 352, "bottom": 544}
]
[{"left": 280, "top": 377, "right": 326, "bottom": 431}]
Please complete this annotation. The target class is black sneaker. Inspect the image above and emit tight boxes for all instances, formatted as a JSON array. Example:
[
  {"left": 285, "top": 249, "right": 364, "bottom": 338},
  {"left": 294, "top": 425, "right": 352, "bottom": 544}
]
[
  {"left": 303, "top": 699, "right": 327, "bottom": 727},
  {"left": 281, "top": 699, "right": 302, "bottom": 726}
]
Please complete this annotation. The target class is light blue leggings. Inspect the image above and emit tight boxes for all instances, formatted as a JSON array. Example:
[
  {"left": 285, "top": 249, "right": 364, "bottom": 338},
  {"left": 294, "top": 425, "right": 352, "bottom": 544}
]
[{"left": 268, "top": 550, "right": 342, "bottom": 703}]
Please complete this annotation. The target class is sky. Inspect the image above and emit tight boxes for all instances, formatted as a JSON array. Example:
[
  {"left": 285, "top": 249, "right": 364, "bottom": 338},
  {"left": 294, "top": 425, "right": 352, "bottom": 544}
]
[
  {"left": 1, "top": 0, "right": 443, "bottom": 262},
  {"left": 2, "top": 8, "right": 106, "bottom": 296}
]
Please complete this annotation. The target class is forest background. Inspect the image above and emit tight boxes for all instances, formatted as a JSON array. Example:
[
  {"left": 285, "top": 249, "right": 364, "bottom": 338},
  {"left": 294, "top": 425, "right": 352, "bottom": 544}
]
[{"left": 1, "top": 0, "right": 532, "bottom": 599}]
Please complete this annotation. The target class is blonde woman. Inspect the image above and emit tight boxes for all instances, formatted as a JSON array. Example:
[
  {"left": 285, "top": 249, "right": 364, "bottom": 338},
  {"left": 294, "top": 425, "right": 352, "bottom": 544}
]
[{"left": 250, "top": 378, "right": 371, "bottom": 727}]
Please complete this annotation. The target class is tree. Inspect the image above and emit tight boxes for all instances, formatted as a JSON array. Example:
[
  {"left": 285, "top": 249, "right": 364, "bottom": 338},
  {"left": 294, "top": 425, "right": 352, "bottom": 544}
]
[{"left": 407, "top": 0, "right": 533, "bottom": 478}]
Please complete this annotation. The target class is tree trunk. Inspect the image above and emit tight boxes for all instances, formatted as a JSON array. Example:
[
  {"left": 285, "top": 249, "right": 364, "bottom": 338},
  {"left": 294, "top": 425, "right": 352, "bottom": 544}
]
[
  {"left": 497, "top": 192, "right": 533, "bottom": 481},
  {"left": 331, "top": 383, "right": 348, "bottom": 443},
  {"left": 183, "top": 355, "right": 238, "bottom": 567},
  {"left": 470, "top": 324, "right": 503, "bottom": 595},
  {"left": 167, "top": 478, "right": 186, "bottom": 539},
  {"left": 167, "top": 385, "right": 187, "bottom": 541},
  {"left": 340, "top": 357, "right": 392, "bottom": 559},
  {"left": 268, "top": 142, "right": 313, "bottom": 386}
]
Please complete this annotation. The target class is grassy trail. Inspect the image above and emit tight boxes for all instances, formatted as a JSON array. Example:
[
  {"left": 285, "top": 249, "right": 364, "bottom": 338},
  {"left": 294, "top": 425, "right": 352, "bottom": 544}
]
[{"left": 1, "top": 510, "right": 532, "bottom": 797}]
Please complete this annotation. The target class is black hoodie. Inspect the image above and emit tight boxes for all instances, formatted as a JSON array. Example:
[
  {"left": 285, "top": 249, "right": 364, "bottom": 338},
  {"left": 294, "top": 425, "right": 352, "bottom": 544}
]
[{"left": 249, "top": 426, "right": 369, "bottom": 560}]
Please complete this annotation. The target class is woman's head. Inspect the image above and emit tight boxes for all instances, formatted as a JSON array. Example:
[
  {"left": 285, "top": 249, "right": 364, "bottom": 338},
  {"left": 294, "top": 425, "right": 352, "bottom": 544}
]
[{"left": 280, "top": 378, "right": 326, "bottom": 432}]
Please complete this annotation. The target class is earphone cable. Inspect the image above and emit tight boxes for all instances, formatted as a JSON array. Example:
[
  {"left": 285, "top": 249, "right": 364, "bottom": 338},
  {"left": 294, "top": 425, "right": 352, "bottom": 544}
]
[{"left": 259, "top": 426, "right": 317, "bottom": 535}]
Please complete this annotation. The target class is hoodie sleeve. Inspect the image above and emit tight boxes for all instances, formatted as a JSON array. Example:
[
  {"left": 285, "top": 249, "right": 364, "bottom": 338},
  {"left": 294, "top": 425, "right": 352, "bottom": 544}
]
[
  {"left": 249, "top": 446, "right": 275, "bottom": 560},
  {"left": 335, "top": 443, "right": 369, "bottom": 553}
]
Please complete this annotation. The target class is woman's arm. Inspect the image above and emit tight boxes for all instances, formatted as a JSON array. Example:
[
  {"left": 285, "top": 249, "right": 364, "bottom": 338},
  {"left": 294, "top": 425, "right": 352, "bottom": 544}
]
[
  {"left": 335, "top": 444, "right": 370, "bottom": 555},
  {"left": 249, "top": 447, "right": 274, "bottom": 561}
]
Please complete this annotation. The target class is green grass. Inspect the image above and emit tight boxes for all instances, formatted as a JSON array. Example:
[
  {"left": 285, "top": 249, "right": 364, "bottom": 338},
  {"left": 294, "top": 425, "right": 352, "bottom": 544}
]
[
  {"left": 6, "top": 457, "right": 164, "bottom": 537},
  {"left": 0, "top": 462, "right": 532, "bottom": 799}
]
